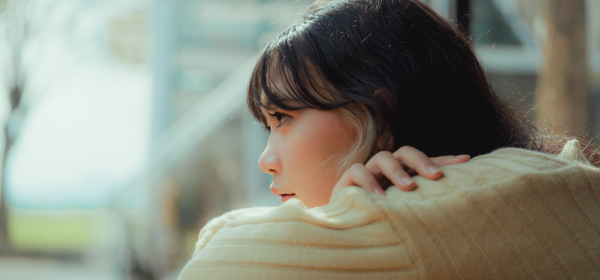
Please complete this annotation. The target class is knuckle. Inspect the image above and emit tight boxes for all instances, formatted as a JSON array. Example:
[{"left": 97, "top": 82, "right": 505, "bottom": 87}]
[
  {"left": 393, "top": 145, "right": 410, "bottom": 155},
  {"left": 350, "top": 163, "right": 365, "bottom": 172},
  {"left": 379, "top": 150, "right": 393, "bottom": 157},
  {"left": 372, "top": 150, "right": 392, "bottom": 160},
  {"left": 398, "top": 145, "right": 415, "bottom": 152}
]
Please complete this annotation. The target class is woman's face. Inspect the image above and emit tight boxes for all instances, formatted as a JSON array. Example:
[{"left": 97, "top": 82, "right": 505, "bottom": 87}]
[{"left": 259, "top": 107, "right": 356, "bottom": 208}]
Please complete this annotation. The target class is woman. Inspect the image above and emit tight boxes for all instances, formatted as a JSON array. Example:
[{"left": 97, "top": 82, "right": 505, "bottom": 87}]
[
  {"left": 248, "top": 0, "right": 538, "bottom": 208},
  {"left": 179, "top": 0, "right": 600, "bottom": 279}
]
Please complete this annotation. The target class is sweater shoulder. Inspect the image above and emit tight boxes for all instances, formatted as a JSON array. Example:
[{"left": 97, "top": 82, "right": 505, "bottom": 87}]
[
  {"left": 385, "top": 141, "right": 598, "bottom": 202},
  {"left": 381, "top": 141, "right": 600, "bottom": 279},
  {"left": 181, "top": 188, "right": 413, "bottom": 279},
  {"left": 192, "top": 207, "right": 275, "bottom": 257},
  {"left": 192, "top": 187, "right": 388, "bottom": 256}
]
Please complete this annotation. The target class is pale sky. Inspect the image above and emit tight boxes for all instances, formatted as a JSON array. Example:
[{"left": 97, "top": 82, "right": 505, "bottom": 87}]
[
  {"left": 1, "top": 0, "right": 151, "bottom": 208},
  {"left": 6, "top": 64, "right": 150, "bottom": 208}
]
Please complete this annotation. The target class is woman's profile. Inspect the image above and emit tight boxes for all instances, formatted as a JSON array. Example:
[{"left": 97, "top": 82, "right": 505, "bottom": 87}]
[{"left": 179, "top": 0, "right": 600, "bottom": 278}]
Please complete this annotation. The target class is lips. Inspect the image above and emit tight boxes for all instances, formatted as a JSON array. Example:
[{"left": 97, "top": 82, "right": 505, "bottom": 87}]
[
  {"left": 280, "top": 194, "right": 295, "bottom": 203},
  {"left": 270, "top": 183, "right": 295, "bottom": 203}
]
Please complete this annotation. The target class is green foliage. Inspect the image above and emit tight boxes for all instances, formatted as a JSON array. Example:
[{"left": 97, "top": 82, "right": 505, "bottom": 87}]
[{"left": 8, "top": 211, "right": 105, "bottom": 253}]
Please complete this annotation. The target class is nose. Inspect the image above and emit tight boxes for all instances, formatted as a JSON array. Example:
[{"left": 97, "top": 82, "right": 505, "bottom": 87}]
[{"left": 258, "top": 140, "right": 282, "bottom": 175}]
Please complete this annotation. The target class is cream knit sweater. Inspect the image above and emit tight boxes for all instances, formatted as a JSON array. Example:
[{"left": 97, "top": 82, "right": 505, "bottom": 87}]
[{"left": 178, "top": 140, "right": 600, "bottom": 279}]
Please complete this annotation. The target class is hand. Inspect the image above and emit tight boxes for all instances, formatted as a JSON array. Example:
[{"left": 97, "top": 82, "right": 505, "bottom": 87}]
[{"left": 331, "top": 146, "right": 470, "bottom": 196}]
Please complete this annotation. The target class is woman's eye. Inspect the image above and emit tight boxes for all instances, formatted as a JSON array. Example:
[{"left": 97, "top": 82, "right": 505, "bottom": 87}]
[{"left": 268, "top": 112, "right": 291, "bottom": 127}]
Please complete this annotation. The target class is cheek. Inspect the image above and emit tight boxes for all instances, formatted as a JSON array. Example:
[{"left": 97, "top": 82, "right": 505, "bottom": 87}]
[
  {"left": 285, "top": 114, "right": 355, "bottom": 185},
  {"left": 313, "top": 114, "right": 356, "bottom": 160}
]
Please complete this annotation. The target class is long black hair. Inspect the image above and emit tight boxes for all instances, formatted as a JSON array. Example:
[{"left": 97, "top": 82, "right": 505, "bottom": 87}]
[{"left": 248, "top": 0, "right": 538, "bottom": 159}]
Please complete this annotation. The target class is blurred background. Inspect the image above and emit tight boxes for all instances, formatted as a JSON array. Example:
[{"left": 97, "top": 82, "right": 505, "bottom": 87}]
[{"left": 0, "top": 0, "right": 596, "bottom": 279}]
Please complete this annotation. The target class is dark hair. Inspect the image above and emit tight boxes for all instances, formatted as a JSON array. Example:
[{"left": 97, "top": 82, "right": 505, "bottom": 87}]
[{"left": 248, "top": 0, "right": 538, "bottom": 159}]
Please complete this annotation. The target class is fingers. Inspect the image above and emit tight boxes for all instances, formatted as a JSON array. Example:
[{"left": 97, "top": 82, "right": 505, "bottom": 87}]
[
  {"left": 430, "top": 155, "right": 470, "bottom": 166},
  {"left": 392, "top": 146, "right": 443, "bottom": 180},
  {"left": 332, "top": 163, "right": 384, "bottom": 196},
  {"left": 365, "top": 151, "right": 416, "bottom": 191},
  {"left": 331, "top": 147, "right": 472, "bottom": 198},
  {"left": 364, "top": 147, "right": 471, "bottom": 192}
]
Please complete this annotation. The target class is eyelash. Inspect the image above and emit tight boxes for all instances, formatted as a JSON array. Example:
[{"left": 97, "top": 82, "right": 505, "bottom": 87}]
[{"left": 265, "top": 112, "right": 290, "bottom": 131}]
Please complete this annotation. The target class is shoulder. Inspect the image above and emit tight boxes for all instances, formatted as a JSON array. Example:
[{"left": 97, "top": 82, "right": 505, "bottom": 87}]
[
  {"left": 179, "top": 188, "right": 413, "bottom": 279},
  {"left": 386, "top": 139, "right": 597, "bottom": 200},
  {"left": 191, "top": 207, "right": 275, "bottom": 257},
  {"left": 380, "top": 140, "right": 600, "bottom": 279},
  {"left": 189, "top": 186, "right": 396, "bottom": 253}
]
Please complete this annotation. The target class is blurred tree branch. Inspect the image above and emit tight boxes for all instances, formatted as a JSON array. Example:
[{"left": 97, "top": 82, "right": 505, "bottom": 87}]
[{"left": 535, "top": 0, "right": 588, "bottom": 133}]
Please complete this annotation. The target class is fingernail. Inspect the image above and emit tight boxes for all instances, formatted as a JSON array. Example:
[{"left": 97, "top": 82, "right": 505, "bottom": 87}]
[
  {"left": 375, "top": 188, "right": 385, "bottom": 195},
  {"left": 428, "top": 166, "right": 441, "bottom": 174},
  {"left": 457, "top": 154, "right": 470, "bottom": 159},
  {"left": 401, "top": 177, "right": 414, "bottom": 186},
  {"left": 395, "top": 174, "right": 406, "bottom": 185}
]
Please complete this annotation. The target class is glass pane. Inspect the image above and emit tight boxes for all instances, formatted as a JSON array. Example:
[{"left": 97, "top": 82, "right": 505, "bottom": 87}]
[{"left": 471, "top": 0, "right": 522, "bottom": 46}]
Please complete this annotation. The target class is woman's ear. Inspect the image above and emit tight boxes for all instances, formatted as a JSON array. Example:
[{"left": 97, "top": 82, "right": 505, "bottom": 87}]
[
  {"left": 373, "top": 89, "right": 395, "bottom": 151},
  {"left": 377, "top": 129, "right": 394, "bottom": 151},
  {"left": 373, "top": 89, "right": 394, "bottom": 106}
]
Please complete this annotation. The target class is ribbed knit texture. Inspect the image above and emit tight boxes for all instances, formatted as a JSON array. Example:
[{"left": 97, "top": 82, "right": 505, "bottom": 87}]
[{"left": 178, "top": 140, "right": 600, "bottom": 279}]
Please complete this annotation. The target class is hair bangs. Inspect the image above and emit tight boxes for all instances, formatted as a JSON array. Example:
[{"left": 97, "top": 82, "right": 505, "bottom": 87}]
[{"left": 248, "top": 29, "right": 350, "bottom": 128}]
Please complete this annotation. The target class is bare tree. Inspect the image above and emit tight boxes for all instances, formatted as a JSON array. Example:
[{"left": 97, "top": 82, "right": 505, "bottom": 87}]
[
  {"left": 0, "top": 0, "right": 30, "bottom": 253},
  {"left": 535, "top": 0, "right": 588, "bottom": 133}
]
